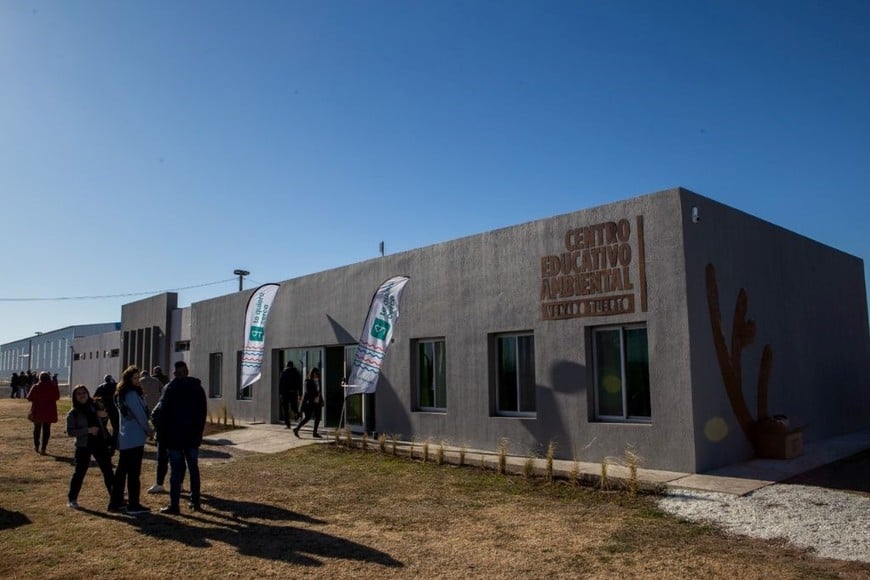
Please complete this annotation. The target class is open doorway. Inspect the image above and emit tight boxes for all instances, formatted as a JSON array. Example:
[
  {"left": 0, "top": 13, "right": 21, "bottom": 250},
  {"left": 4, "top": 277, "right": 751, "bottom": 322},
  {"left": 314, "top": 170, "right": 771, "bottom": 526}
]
[{"left": 274, "top": 345, "right": 370, "bottom": 431}]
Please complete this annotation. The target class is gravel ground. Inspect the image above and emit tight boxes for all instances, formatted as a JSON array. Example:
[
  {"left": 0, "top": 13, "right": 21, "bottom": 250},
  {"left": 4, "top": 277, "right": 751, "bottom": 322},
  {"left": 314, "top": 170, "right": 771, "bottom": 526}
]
[{"left": 658, "top": 484, "right": 870, "bottom": 563}]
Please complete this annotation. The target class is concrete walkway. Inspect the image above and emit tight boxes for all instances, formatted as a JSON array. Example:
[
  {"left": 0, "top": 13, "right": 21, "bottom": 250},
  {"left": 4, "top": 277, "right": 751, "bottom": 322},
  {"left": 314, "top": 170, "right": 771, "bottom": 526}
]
[{"left": 205, "top": 423, "right": 870, "bottom": 496}]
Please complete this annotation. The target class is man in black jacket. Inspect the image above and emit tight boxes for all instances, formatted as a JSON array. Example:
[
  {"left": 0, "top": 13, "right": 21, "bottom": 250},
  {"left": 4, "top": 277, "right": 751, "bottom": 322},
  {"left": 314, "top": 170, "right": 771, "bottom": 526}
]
[
  {"left": 153, "top": 361, "right": 207, "bottom": 514},
  {"left": 278, "top": 361, "right": 303, "bottom": 427}
]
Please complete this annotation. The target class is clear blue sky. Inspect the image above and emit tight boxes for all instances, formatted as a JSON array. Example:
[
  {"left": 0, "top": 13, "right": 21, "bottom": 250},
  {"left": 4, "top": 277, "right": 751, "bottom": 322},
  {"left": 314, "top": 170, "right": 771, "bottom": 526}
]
[{"left": 1, "top": 0, "right": 868, "bottom": 345}]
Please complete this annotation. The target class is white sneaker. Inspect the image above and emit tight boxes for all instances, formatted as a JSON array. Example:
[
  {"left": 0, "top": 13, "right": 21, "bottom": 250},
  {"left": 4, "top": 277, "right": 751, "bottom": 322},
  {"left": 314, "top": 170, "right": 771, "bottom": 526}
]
[
  {"left": 147, "top": 484, "right": 165, "bottom": 494},
  {"left": 67, "top": 501, "right": 80, "bottom": 509}
]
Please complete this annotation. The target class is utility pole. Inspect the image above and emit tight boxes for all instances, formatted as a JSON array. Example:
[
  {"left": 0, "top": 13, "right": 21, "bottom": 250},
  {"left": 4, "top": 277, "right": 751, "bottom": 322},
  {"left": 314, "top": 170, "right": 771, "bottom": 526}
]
[{"left": 233, "top": 269, "right": 250, "bottom": 292}]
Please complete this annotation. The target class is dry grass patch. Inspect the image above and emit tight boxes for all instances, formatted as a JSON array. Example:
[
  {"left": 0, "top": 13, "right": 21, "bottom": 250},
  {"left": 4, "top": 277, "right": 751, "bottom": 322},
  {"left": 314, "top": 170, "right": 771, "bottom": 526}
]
[{"left": 0, "top": 399, "right": 867, "bottom": 578}]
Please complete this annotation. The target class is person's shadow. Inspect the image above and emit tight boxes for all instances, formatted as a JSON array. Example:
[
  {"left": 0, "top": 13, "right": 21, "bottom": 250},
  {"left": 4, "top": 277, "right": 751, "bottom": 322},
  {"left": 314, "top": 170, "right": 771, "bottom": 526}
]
[
  {"left": 143, "top": 448, "right": 233, "bottom": 462},
  {"left": 0, "top": 507, "right": 31, "bottom": 530},
  {"left": 79, "top": 495, "right": 403, "bottom": 568}
]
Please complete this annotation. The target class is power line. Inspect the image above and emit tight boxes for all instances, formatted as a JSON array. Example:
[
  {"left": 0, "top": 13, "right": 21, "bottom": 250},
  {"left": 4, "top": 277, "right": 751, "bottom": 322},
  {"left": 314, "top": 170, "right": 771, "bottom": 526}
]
[{"left": 0, "top": 278, "right": 237, "bottom": 302}]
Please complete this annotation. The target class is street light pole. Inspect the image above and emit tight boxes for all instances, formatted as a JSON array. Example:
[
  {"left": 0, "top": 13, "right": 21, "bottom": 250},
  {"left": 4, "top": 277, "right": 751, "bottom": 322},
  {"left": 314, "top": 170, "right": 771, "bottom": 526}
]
[{"left": 233, "top": 269, "right": 250, "bottom": 292}]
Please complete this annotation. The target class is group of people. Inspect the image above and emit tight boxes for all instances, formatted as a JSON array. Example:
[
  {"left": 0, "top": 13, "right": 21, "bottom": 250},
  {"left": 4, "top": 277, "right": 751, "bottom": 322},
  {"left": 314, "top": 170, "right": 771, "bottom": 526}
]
[
  {"left": 278, "top": 362, "right": 324, "bottom": 439},
  {"left": 10, "top": 370, "right": 51, "bottom": 399},
  {"left": 27, "top": 359, "right": 324, "bottom": 514},
  {"left": 28, "top": 361, "right": 207, "bottom": 516}
]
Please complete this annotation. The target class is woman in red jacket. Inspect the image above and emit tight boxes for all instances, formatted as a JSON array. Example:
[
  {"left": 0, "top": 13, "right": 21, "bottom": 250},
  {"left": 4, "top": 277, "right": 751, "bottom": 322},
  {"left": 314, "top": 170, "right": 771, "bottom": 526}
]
[{"left": 27, "top": 371, "right": 60, "bottom": 454}]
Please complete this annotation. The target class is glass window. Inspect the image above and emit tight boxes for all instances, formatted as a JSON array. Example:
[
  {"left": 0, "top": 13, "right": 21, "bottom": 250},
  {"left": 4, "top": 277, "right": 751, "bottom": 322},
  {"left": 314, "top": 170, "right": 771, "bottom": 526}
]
[
  {"left": 416, "top": 339, "right": 446, "bottom": 411},
  {"left": 593, "top": 325, "right": 651, "bottom": 421},
  {"left": 209, "top": 352, "right": 223, "bottom": 399},
  {"left": 494, "top": 333, "right": 536, "bottom": 416},
  {"left": 237, "top": 351, "right": 252, "bottom": 400}
]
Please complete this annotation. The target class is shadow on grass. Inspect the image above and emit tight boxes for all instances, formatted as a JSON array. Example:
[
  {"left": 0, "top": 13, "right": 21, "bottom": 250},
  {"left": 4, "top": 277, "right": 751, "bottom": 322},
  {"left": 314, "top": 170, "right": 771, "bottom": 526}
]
[
  {"left": 143, "top": 448, "right": 233, "bottom": 462},
  {"left": 50, "top": 454, "right": 76, "bottom": 466},
  {"left": 0, "top": 507, "right": 31, "bottom": 530},
  {"left": 78, "top": 495, "right": 403, "bottom": 569}
]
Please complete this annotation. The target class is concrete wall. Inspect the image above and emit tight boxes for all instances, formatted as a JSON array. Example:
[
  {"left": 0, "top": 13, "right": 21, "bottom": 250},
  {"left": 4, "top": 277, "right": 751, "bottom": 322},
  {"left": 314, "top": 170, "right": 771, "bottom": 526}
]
[
  {"left": 187, "top": 188, "right": 705, "bottom": 471},
  {"left": 121, "top": 293, "right": 178, "bottom": 374},
  {"left": 169, "top": 307, "right": 191, "bottom": 368},
  {"left": 190, "top": 291, "right": 260, "bottom": 419},
  {"left": 71, "top": 331, "right": 121, "bottom": 394},
  {"left": 681, "top": 190, "right": 870, "bottom": 471}
]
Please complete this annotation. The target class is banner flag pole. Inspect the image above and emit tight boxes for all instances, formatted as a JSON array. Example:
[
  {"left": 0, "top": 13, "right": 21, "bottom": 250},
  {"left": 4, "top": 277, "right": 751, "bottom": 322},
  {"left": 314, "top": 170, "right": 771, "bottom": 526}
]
[
  {"left": 239, "top": 283, "right": 281, "bottom": 392},
  {"left": 344, "top": 275, "right": 410, "bottom": 398}
]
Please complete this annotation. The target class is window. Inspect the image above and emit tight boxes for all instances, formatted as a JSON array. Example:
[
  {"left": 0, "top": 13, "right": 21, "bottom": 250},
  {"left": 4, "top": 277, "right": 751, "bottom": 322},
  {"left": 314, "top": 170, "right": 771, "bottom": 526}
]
[
  {"left": 494, "top": 333, "right": 536, "bottom": 416},
  {"left": 415, "top": 339, "right": 446, "bottom": 411},
  {"left": 237, "top": 351, "right": 252, "bottom": 400},
  {"left": 209, "top": 353, "right": 223, "bottom": 398},
  {"left": 110, "top": 349, "right": 120, "bottom": 358},
  {"left": 593, "top": 325, "right": 651, "bottom": 421},
  {"left": 175, "top": 340, "right": 191, "bottom": 352}
]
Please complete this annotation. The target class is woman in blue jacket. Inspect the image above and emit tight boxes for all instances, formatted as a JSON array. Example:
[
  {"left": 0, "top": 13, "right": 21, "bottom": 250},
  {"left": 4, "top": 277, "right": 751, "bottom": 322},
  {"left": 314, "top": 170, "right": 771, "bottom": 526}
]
[{"left": 108, "top": 366, "right": 153, "bottom": 515}]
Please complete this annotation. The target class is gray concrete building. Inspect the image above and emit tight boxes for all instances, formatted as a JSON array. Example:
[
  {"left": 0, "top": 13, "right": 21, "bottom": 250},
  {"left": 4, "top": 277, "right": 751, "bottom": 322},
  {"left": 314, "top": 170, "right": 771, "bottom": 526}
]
[
  {"left": 71, "top": 330, "right": 121, "bottom": 393},
  {"left": 74, "top": 188, "right": 869, "bottom": 473}
]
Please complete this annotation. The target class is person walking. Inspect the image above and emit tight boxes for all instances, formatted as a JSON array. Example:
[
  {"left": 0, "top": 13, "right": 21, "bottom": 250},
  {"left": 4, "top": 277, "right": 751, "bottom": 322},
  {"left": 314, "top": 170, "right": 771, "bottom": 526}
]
[
  {"left": 154, "top": 361, "right": 207, "bottom": 514},
  {"left": 139, "top": 369, "right": 163, "bottom": 411},
  {"left": 65, "top": 385, "right": 114, "bottom": 509},
  {"left": 293, "top": 367, "right": 323, "bottom": 439},
  {"left": 94, "top": 374, "right": 119, "bottom": 453},
  {"left": 108, "top": 366, "right": 153, "bottom": 515},
  {"left": 146, "top": 367, "right": 170, "bottom": 495},
  {"left": 152, "top": 366, "right": 170, "bottom": 386},
  {"left": 27, "top": 371, "right": 59, "bottom": 454},
  {"left": 278, "top": 361, "right": 302, "bottom": 428},
  {"left": 10, "top": 372, "right": 19, "bottom": 398}
]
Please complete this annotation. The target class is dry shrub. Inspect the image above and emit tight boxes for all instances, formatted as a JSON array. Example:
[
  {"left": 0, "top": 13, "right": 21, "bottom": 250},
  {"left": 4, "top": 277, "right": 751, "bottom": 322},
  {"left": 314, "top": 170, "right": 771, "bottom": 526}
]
[
  {"left": 545, "top": 441, "right": 556, "bottom": 483},
  {"left": 497, "top": 438, "right": 508, "bottom": 475}
]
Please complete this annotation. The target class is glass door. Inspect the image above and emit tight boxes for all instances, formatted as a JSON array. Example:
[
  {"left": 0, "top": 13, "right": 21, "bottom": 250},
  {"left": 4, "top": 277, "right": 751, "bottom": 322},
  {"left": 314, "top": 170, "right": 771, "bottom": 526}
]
[
  {"left": 343, "top": 345, "right": 375, "bottom": 434},
  {"left": 344, "top": 345, "right": 363, "bottom": 431},
  {"left": 276, "top": 347, "right": 323, "bottom": 424}
]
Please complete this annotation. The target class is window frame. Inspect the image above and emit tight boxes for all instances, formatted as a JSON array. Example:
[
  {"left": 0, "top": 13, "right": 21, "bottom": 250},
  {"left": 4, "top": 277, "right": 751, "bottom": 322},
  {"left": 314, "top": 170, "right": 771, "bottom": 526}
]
[
  {"left": 414, "top": 338, "right": 447, "bottom": 412},
  {"left": 209, "top": 352, "right": 223, "bottom": 399},
  {"left": 493, "top": 331, "right": 536, "bottom": 417},
  {"left": 592, "top": 323, "right": 651, "bottom": 422}
]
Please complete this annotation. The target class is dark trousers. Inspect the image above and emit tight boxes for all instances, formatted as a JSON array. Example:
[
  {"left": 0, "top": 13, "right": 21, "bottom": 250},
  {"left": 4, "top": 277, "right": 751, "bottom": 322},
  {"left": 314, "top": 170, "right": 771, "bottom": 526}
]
[
  {"left": 155, "top": 440, "right": 169, "bottom": 485},
  {"left": 168, "top": 448, "right": 201, "bottom": 508},
  {"left": 296, "top": 407, "right": 321, "bottom": 434},
  {"left": 280, "top": 392, "right": 300, "bottom": 426},
  {"left": 110, "top": 446, "right": 144, "bottom": 508},
  {"left": 32, "top": 423, "right": 51, "bottom": 451},
  {"left": 69, "top": 444, "right": 114, "bottom": 502},
  {"left": 108, "top": 417, "right": 119, "bottom": 452}
]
